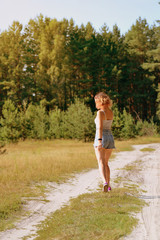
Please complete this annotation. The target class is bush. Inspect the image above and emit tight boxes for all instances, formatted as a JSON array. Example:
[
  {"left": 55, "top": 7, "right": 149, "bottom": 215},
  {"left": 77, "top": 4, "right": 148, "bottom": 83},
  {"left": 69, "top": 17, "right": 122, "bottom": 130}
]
[
  {"left": 0, "top": 100, "right": 21, "bottom": 142},
  {"left": 48, "top": 107, "right": 64, "bottom": 139},
  {"left": 112, "top": 104, "right": 123, "bottom": 139},
  {"left": 112, "top": 105, "right": 136, "bottom": 139},
  {"left": 120, "top": 109, "right": 136, "bottom": 139},
  {"left": 24, "top": 102, "right": 48, "bottom": 139},
  {"left": 62, "top": 98, "right": 95, "bottom": 141},
  {"left": 135, "top": 119, "right": 158, "bottom": 136}
]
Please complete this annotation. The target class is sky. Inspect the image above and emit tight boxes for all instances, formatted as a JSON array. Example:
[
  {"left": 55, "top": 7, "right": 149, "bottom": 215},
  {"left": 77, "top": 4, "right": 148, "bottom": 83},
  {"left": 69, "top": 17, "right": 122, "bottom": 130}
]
[{"left": 0, "top": 0, "right": 159, "bottom": 34}]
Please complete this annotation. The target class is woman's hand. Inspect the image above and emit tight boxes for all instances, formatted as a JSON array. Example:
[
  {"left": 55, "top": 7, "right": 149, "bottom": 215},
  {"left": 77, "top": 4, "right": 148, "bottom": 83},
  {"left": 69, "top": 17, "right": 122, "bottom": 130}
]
[{"left": 98, "top": 140, "right": 102, "bottom": 150}]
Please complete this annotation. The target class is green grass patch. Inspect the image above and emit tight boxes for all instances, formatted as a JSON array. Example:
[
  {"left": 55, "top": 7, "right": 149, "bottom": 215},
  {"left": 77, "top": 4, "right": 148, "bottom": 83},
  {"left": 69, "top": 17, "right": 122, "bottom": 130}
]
[
  {"left": 123, "top": 165, "right": 136, "bottom": 171},
  {"left": 122, "top": 160, "right": 142, "bottom": 172},
  {"left": 114, "top": 176, "right": 124, "bottom": 184},
  {"left": 140, "top": 148, "right": 155, "bottom": 152},
  {"left": 34, "top": 188, "right": 145, "bottom": 240}
]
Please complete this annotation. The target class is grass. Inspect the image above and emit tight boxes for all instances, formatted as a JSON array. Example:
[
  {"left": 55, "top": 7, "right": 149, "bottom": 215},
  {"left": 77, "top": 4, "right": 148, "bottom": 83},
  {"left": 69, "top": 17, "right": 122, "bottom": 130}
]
[
  {"left": 122, "top": 160, "right": 142, "bottom": 172},
  {"left": 34, "top": 188, "right": 145, "bottom": 240},
  {"left": 0, "top": 139, "right": 97, "bottom": 230},
  {"left": 140, "top": 148, "right": 155, "bottom": 152},
  {"left": 0, "top": 136, "right": 160, "bottom": 232},
  {"left": 115, "top": 135, "right": 160, "bottom": 152}
]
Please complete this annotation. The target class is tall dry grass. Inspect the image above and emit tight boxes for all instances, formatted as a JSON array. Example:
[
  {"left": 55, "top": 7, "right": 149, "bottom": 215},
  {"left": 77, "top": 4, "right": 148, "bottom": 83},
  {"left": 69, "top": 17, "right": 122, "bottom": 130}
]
[{"left": 0, "top": 139, "right": 97, "bottom": 229}]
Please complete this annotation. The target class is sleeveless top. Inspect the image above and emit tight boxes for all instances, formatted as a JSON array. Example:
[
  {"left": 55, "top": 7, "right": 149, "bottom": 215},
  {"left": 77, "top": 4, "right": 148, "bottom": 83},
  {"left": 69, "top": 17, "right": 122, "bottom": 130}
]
[{"left": 95, "top": 110, "right": 113, "bottom": 130}]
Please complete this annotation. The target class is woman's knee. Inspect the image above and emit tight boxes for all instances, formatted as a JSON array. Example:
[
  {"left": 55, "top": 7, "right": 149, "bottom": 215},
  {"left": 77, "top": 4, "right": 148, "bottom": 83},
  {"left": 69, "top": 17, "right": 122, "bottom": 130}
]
[
  {"left": 105, "top": 163, "right": 109, "bottom": 168},
  {"left": 98, "top": 157, "right": 104, "bottom": 164}
]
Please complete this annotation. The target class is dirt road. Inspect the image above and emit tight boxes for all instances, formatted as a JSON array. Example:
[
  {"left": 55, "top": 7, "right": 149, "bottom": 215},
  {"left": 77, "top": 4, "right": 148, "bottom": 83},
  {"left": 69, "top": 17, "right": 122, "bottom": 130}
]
[
  {"left": 124, "top": 143, "right": 160, "bottom": 240},
  {"left": 0, "top": 143, "right": 159, "bottom": 240}
]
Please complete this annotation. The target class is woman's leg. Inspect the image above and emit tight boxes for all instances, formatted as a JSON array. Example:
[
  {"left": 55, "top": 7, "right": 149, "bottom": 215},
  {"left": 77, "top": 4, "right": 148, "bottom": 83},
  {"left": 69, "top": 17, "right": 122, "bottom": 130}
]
[
  {"left": 95, "top": 147, "right": 107, "bottom": 183},
  {"left": 104, "top": 149, "right": 112, "bottom": 186}
]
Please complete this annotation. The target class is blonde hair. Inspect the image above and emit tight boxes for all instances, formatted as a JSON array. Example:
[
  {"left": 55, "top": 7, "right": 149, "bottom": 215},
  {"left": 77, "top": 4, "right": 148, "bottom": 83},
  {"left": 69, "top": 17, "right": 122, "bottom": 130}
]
[{"left": 94, "top": 92, "right": 112, "bottom": 107}]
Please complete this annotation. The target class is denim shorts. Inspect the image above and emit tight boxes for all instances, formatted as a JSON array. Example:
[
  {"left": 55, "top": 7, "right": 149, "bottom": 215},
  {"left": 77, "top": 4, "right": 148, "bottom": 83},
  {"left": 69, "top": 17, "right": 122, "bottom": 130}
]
[{"left": 93, "top": 129, "right": 115, "bottom": 149}]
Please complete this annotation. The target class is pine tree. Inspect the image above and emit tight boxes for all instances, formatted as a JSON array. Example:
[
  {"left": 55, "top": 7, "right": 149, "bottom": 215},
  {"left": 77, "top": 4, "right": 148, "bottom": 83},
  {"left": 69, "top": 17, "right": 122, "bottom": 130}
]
[
  {"left": 22, "top": 18, "right": 41, "bottom": 104},
  {"left": 62, "top": 98, "right": 95, "bottom": 141},
  {"left": 48, "top": 107, "right": 63, "bottom": 138},
  {"left": 0, "top": 100, "right": 21, "bottom": 142},
  {"left": 121, "top": 109, "right": 136, "bottom": 139},
  {"left": 124, "top": 18, "right": 156, "bottom": 120},
  {"left": 24, "top": 102, "right": 48, "bottom": 139}
]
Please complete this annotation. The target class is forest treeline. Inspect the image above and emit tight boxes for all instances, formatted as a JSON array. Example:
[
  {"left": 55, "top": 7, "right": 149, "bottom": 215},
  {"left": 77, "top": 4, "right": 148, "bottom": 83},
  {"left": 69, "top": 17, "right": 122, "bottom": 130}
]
[
  {"left": 0, "top": 99, "right": 158, "bottom": 143},
  {"left": 0, "top": 15, "right": 160, "bottom": 142}
]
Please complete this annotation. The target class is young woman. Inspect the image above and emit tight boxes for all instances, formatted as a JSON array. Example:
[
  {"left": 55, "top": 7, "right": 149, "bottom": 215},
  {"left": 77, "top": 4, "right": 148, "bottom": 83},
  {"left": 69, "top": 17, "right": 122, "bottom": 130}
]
[{"left": 93, "top": 92, "right": 115, "bottom": 192}]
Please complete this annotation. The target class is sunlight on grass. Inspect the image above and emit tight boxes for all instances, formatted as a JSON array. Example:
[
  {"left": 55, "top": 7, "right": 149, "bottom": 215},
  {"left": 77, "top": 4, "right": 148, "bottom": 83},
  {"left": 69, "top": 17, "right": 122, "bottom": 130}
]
[
  {"left": 0, "top": 139, "right": 96, "bottom": 230},
  {"left": 140, "top": 148, "right": 155, "bottom": 152},
  {"left": 35, "top": 188, "right": 145, "bottom": 240}
]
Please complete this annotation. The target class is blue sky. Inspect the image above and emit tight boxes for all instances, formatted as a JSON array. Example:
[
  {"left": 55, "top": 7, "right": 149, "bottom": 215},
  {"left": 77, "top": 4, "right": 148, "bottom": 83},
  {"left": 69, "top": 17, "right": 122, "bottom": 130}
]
[{"left": 0, "top": 0, "right": 159, "bottom": 34}]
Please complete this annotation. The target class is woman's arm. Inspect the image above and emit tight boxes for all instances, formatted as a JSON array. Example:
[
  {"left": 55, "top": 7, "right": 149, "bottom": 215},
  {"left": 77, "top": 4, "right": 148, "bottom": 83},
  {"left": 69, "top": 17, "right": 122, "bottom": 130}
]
[{"left": 97, "top": 111, "right": 104, "bottom": 147}]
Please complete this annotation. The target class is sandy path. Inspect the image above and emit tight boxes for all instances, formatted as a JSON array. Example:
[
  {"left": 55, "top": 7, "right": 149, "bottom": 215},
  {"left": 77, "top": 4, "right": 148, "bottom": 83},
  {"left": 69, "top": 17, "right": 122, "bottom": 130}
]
[
  {"left": 124, "top": 143, "right": 160, "bottom": 240},
  {"left": 0, "top": 143, "right": 159, "bottom": 240}
]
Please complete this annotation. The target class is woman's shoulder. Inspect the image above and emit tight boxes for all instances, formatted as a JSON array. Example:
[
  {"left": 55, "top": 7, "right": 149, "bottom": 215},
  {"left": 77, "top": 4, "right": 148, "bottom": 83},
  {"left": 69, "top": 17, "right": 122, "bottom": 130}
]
[
  {"left": 97, "top": 110, "right": 105, "bottom": 114},
  {"left": 107, "top": 107, "right": 113, "bottom": 114},
  {"left": 106, "top": 108, "right": 114, "bottom": 119},
  {"left": 97, "top": 110, "right": 105, "bottom": 117}
]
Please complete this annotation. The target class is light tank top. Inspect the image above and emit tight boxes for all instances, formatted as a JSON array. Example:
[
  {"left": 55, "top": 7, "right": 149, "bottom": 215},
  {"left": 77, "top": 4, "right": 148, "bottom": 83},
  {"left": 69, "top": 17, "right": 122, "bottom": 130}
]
[{"left": 95, "top": 110, "right": 113, "bottom": 130}]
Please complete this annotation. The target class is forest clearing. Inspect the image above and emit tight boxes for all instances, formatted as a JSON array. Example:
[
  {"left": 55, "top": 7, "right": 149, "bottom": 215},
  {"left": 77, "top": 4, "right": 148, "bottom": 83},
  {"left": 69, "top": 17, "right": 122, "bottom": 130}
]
[{"left": 0, "top": 2, "right": 160, "bottom": 239}]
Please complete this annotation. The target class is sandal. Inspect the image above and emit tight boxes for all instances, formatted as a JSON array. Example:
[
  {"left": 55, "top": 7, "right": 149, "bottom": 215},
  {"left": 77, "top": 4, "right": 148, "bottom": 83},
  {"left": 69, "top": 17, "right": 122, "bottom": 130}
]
[{"left": 103, "top": 183, "right": 108, "bottom": 192}]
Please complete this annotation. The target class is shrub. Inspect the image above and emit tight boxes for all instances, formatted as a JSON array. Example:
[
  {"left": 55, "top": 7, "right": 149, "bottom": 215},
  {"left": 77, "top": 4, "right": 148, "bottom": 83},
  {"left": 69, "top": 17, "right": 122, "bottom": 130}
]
[
  {"left": 48, "top": 107, "right": 64, "bottom": 139},
  {"left": 135, "top": 119, "right": 158, "bottom": 136},
  {"left": 120, "top": 109, "right": 136, "bottom": 139},
  {"left": 0, "top": 100, "right": 21, "bottom": 142},
  {"left": 112, "top": 104, "right": 124, "bottom": 139},
  {"left": 24, "top": 102, "right": 48, "bottom": 139},
  {"left": 62, "top": 99, "right": 95, "bottom": 141}
]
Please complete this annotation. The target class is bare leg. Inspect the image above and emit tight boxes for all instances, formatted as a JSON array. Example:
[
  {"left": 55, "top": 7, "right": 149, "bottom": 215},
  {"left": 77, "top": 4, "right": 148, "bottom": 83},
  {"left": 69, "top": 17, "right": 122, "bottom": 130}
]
[
  {"left": 104, "top": 149, "right": 112, "bottom": 186},
  {"left": 95, "top": 147, "right": 107, "bottom": 183}
]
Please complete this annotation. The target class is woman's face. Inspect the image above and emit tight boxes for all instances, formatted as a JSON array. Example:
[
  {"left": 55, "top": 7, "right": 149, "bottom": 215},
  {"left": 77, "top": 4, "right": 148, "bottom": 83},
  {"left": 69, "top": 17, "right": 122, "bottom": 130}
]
[{"left": 95, "top": 99, "right": 102, "bottom": 109}]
